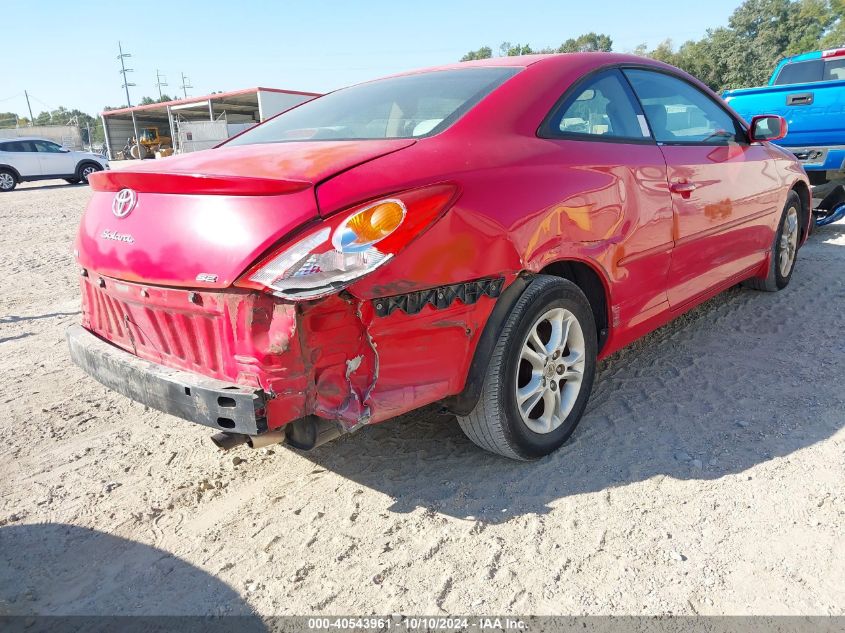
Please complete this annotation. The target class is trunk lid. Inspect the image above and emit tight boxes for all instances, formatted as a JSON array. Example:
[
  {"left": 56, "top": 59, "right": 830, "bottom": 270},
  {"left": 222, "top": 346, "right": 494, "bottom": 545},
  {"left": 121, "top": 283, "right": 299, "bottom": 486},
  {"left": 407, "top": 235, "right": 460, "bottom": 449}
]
[{"left": 78, "top": 140, "right": 415, "bottom": 288}]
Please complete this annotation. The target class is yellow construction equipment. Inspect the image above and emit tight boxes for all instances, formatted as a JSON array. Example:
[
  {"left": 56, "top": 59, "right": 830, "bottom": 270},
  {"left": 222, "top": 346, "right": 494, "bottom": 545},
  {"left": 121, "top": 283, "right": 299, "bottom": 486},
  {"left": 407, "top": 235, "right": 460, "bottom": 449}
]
[{"left": 131, "top": 127, "right": 172, "bottom": 159}]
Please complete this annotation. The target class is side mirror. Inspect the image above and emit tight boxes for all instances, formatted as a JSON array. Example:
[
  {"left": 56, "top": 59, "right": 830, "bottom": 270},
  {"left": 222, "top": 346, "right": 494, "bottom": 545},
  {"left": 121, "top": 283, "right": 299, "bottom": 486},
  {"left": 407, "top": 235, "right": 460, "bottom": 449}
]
[{"left": 749, "top": 115, "right": 787, "bottom": 142}]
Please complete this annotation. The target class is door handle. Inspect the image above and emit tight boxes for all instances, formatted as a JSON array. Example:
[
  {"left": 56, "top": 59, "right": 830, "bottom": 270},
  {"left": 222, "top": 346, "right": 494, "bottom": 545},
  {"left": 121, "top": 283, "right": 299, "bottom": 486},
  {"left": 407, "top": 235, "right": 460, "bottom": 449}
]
[
  {"left": 786, "top": 92, "right": 814, "bottom": 106},
  {"left": 670, "top": 181, "right": 698, "bottom": 196}
]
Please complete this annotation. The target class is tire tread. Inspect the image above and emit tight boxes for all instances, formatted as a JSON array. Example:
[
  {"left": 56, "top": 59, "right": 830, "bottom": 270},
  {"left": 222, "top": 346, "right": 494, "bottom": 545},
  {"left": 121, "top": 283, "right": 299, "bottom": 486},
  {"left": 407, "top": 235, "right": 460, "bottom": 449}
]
[{"left": 457, "top": 275, "right": 594, "bottom": 460}]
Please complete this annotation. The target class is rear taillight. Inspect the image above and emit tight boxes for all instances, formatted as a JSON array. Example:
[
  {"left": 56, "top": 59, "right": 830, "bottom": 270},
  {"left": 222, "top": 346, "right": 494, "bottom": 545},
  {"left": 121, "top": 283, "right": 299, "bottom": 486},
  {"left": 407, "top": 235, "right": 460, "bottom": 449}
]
[{"left": 236, "top": 183, "right": 458, "bottom": 300}]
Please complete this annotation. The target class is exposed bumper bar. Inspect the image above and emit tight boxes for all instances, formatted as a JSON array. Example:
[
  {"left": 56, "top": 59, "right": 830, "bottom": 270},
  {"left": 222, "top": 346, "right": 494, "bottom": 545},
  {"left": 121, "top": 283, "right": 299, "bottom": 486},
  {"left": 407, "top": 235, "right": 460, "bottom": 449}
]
[
  {"left": 66, "top": 324, "right": 268, "bottom": 435},
  {"left": 785, "top": 145, "right": 845, "bottom": 171}
]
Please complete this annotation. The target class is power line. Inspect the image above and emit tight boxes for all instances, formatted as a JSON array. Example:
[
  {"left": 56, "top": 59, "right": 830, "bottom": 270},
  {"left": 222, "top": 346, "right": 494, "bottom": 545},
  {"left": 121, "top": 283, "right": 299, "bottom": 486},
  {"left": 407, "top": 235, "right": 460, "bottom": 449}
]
[{"left": 0, "top": 92, "right": 24, "bottom": 104}]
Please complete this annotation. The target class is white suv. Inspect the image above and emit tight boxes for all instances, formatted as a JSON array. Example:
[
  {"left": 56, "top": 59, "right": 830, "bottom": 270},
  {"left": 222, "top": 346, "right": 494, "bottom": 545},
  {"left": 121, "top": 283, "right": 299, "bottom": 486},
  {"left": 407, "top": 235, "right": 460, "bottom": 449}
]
[{"left": 0, "top": 137, "right": 109, "bottom": 192}]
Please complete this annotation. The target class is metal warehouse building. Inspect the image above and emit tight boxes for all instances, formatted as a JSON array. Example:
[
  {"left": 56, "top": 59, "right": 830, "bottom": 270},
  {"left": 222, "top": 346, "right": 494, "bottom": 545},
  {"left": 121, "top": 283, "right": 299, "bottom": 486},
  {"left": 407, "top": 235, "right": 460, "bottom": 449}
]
[{"left": 101, "top": 86, "right": 321, "bottom": 158}]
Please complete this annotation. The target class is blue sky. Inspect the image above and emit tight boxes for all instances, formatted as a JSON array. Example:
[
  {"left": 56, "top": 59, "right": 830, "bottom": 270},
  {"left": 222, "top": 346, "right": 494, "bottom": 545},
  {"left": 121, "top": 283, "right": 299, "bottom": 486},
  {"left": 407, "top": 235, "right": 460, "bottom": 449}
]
[{"left": 2, "top": 0, "right": 742, "bottom": 117}]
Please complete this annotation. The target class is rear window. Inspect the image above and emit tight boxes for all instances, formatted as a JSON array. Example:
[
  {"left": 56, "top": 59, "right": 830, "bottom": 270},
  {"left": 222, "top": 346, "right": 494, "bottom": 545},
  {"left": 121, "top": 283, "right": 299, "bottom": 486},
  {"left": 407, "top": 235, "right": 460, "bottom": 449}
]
[
  {"left": 226, "top": 67, "right": 519, "bottom": 145},
  {"left": 773, "top": 58, "right": 845, "bottom": 85}
]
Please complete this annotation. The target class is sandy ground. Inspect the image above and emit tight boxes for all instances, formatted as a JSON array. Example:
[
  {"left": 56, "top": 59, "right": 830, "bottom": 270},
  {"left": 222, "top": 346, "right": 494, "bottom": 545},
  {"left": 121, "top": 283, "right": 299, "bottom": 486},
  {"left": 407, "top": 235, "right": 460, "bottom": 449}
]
[{"left": 0, "top": 179, "right": 843, "bottom": 617}]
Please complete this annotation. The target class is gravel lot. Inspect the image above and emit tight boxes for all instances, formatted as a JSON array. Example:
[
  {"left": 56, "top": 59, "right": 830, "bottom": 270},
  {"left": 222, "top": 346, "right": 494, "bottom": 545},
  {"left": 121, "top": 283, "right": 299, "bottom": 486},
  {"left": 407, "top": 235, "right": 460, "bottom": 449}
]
[{"left": 0, "top": 179, "right": 843, "bottom": 617}]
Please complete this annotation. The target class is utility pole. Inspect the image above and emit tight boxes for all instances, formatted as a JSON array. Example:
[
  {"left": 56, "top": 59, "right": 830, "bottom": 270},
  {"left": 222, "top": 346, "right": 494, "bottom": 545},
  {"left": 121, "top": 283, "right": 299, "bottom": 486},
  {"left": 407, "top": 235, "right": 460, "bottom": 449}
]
[
  {"left": 117, "top": 41, "right": 139, "bottom": 155},
  {"left": 24, "top": 90, "right": 34, "bottom": 126},
  {"left": 155, "top": 69, "right": 168, "bottom": 101},
  {"left": 180, "top": 72, "right": 193, "bottom": 99}
]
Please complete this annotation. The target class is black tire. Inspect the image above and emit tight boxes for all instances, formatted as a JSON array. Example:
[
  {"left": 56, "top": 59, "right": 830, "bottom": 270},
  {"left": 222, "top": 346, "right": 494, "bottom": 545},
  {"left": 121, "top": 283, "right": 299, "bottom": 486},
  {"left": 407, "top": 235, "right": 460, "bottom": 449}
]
[
  {"left": 457, "top": 275, "right": 598, "bottom": 460},
  {"left": 78, "top": 163, "right": 101, "bottom": 184},
  {"left": 0, "top": 169, "right": 16, "bottom": 192},
  {"left": 743, "top": 191, "right": 801, "bottom": 292},
  {"left": 64, "top": 178, "right": 82, "bottom": 185}
]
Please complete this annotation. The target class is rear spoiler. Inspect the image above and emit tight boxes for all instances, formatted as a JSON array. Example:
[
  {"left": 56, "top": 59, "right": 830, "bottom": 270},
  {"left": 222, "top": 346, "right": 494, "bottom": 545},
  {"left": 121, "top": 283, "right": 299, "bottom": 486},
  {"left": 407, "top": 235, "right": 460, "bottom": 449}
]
[{"left": 88, "top": 170, "right": 311, "bottom": 196}]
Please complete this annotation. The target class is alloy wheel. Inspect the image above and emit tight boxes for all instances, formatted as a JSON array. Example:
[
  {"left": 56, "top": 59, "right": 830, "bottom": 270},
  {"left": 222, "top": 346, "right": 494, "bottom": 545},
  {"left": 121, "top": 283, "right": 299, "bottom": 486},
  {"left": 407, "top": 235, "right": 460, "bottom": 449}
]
[
  {"left": 779, "top": 206, "right": 799, "bottom": 277},
  {"left": 0, "top": 173, "right": 14, "bottom": 190},
  {"left": 515, "top": 307, "right": 586, "bottom": 434}
]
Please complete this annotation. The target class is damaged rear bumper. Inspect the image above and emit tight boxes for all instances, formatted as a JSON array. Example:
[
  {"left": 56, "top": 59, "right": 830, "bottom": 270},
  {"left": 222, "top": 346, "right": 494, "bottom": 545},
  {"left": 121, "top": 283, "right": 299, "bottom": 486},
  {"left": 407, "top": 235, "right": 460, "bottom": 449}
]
[
  {"left": 66, "top": 324, "right": 268, "bottom": 435},
  {"left": 74, "top": 271, "right": 512, "bottom": 437}
]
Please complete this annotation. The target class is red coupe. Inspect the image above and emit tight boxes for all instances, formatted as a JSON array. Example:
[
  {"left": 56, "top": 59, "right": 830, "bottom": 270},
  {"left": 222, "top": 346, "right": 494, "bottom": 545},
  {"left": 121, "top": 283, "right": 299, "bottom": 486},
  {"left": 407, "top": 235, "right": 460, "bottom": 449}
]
[{"left": 68, "top": 53, "right": 810, "bottom": 460}]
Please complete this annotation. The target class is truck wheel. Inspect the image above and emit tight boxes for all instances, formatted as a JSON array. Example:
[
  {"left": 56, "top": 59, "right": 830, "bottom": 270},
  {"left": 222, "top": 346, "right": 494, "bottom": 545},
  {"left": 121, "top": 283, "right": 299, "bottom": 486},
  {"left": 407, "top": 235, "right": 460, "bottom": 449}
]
[
  {"left": 743, "top": 191, "right": 801, "bottom": 292},
  {"left": 456, "top": 275, "right": 597, "bottom": 460},
  {"left": 0, "top": 169, "right": 16, "bottom": 192}
]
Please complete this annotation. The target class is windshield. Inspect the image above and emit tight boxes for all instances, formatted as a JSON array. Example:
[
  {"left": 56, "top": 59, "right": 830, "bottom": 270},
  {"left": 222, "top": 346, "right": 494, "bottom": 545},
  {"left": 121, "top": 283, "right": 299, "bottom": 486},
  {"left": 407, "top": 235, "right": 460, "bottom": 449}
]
[
  {"left": 773, "top": 58, "right": 845, "bottom": 85},
  {"left": 226, "top": 67, "right": 520, "bottom": 145}
]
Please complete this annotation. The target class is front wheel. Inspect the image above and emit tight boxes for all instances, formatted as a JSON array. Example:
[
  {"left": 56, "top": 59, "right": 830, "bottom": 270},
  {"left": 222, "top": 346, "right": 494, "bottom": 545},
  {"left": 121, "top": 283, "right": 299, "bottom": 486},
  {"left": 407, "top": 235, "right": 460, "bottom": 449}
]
[
  {"left": 743, "top": 191, "right": 801, "bottom": 292},
  {"left": 457, "top": 275, "right": 597, "bottom": 460},
  {"left": 78, "top": 163, "right": 101, "bottom": 184}
]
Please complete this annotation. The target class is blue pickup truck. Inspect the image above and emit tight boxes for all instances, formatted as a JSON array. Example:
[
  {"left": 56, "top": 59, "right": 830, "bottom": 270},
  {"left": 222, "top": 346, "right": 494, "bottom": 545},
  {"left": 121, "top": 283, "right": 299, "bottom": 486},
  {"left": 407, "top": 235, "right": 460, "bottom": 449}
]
[{"left": 723, "top": 47, "right": 845, "bottom": 186}]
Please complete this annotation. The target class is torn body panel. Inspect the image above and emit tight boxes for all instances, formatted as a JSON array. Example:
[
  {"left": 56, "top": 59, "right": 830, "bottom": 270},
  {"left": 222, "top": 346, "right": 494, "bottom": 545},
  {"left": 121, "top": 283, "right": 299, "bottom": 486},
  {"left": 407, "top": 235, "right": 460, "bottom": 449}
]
[{"left": 78, "top": 271, "right": 512, "bottom": 434}]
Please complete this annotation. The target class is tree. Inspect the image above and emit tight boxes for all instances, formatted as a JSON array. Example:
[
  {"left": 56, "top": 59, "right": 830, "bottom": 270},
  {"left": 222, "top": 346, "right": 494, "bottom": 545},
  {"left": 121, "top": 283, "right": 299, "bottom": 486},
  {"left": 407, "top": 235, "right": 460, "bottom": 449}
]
[
  {"left": 461, "top": 33, "right": 612, "bottom": 61},
  {"left": 633, "top": 0, "right": 842, "bottom": 91},
  {"left": 557, "top": 32, "right": 613, "bottom": 53},
  {"left": 821, "top": 0, "right": 845, "bottom": 45},
  {"left": 0, "top": 112, "right": 22, "bottom": 128},
  {"left": 460, "top": 46, "right": 493, "bottom": 61},
  {"left": 500, "top": 42, "right": 533, "bottom": 56}
]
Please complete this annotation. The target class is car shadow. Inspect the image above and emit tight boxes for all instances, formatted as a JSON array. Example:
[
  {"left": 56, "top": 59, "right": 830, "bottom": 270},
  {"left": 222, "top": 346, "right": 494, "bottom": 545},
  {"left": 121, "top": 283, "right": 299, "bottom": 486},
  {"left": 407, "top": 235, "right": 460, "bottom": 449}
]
[
  {"left": 0, "top": 523, "right": 266, "bottom": 630},
  {"left": 297, "top": 226, "right": 845, "bottom": 523},
  {"left": 0, "top": 333, "right": 32, "bottom": 344},
  {"left": 1, "top": 311, "right": 80, "bottom": 324},
  {"left": 15, "top": 183, "right": 85, "bottom": 192}
]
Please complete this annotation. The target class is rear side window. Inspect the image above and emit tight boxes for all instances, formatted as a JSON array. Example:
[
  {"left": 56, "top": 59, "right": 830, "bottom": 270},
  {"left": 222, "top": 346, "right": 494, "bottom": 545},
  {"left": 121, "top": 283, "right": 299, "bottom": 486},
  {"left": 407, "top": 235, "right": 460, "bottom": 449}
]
[
  {"left": 773, "top": 58, "right": 845, "bottom": 85},
  {"left": 541, "top": 69, "right": 649, "bottom": 141},
  {"left": 774, "top": 60, "right": 823, "bottom": 85},
  {"left": 227, "top": 67, "right": 520, "bottom": 145},
  {"left": 1, "top": 141, "right": 28, "bottom": 152},
  {"left": 624, "top": 69, "right": 743, "bottom": 145}
]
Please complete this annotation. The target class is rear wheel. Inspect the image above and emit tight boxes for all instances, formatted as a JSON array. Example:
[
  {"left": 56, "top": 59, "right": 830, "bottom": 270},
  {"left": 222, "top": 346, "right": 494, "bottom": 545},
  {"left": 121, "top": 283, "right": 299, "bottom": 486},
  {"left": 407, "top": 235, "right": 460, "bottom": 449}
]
[
  {"left": 0, "top": 170, "right": 16, "bottom": 192},
  {"left": 457, "top": 275, "right": 597, "bottom": 460},
  {"left": 744, "top": 191, "right": 801, "bottom": 292}
]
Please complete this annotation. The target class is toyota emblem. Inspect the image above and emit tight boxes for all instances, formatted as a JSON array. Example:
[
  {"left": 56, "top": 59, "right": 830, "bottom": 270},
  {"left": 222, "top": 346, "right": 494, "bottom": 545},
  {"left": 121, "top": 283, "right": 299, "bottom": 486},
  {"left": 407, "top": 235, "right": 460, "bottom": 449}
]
[{"left": 112, "top": 188, "right": 138, "bottom": 218}]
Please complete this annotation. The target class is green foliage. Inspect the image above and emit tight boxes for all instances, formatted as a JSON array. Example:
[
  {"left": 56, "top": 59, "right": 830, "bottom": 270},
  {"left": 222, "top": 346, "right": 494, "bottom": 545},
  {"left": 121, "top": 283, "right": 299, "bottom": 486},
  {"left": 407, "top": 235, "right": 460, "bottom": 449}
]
[
  {"left": 0, "top": 112, "right": 25, "bottom": 128},
  {"left": 461, "top": 34, "right": 612, "bottom": 62},
  {"left": 636, "top": 0, "right": 844, "bottom": 90},
  {"left": 557, "top": 33, "right": 613, "bottom": 53},
  {"left": 500, "top": 42, "right": 534, "bottom": 56},
  {"left": 460, "top": 46, "right": 493, "bottom": 61},
  {"left": 139, "top": 95, "right": 174, "bottom": 105},
  {"left": 462, "top": 0, "right": 843, "bottom": 90}
]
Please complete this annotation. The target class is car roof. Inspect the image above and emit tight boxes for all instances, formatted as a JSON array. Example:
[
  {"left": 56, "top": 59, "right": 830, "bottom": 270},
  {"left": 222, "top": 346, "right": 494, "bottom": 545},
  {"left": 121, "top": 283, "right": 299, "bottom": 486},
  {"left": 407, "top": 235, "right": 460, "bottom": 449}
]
[
  {"left": 341, "top": 52, "right": 671, "bottom": 95},
  {"left": 0, "top": 136, "right": 56, "bottom": 142},
  {"left": 386, "top": 52, "right": 665, "bottom": 76}
]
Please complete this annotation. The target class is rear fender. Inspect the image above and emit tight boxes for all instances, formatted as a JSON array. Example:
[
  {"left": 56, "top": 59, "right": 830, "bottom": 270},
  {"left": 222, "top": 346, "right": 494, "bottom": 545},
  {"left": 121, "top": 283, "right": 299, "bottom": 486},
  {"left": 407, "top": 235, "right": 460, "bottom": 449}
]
[
  {"left": 0, "top": 164, "right": 21, "bottom": 182},
  {"left": 440, "top": 275, "right": 531, "bottom": 416}
]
